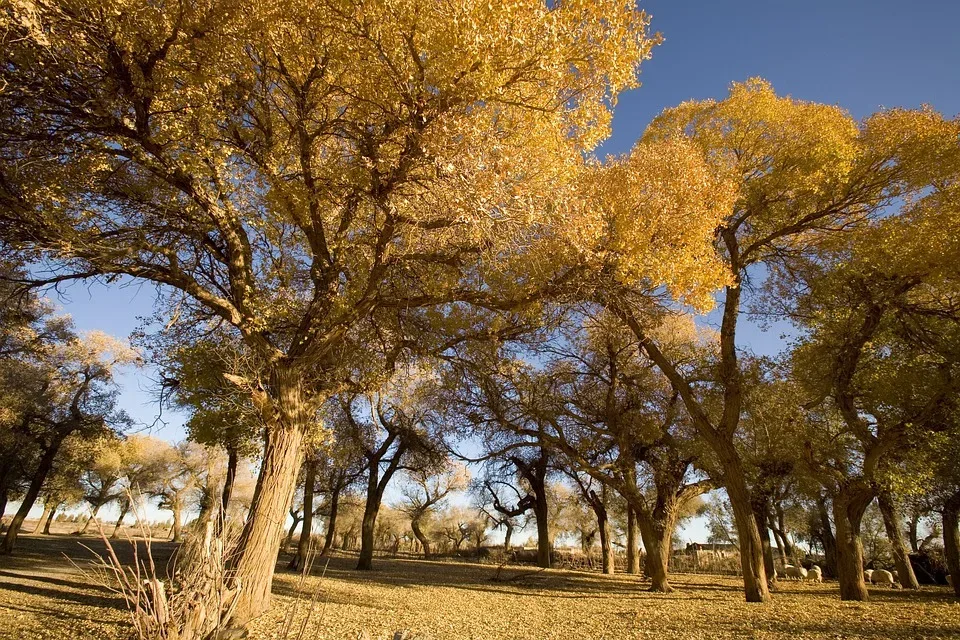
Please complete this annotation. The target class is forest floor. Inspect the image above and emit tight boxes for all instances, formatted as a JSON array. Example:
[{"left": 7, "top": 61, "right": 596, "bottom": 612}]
[{"left": 1, "top": 523, "right": 959, "bottom": 640}]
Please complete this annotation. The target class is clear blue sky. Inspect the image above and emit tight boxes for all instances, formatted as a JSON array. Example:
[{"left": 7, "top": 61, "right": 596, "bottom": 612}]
[{"left": 44, "top": 0, "right": 960, "bottom": 537}]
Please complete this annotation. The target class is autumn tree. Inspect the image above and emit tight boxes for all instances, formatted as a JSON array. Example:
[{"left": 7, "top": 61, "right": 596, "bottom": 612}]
[
  {"left": 0, "top": 0, "right": 673, "bottom": 619},
  {"left": 399, "top": 463, "right": 468, "bottom": 559},
  {"left": 602, "top": 79, "right": 960, "bottom": 602}
]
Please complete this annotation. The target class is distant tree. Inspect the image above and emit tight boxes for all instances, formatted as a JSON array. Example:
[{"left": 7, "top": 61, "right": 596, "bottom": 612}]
[{"left": 399, "top": 464, "right": 468, "bottom": 559}]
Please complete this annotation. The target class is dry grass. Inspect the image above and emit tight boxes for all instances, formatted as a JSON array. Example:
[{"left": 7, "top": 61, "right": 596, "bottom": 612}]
[{"left": 2, "top": 527, "right": 959, "bottom": 640}]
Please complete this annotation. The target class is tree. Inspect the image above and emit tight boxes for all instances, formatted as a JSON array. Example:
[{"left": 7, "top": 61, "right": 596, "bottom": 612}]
[
  {"left": 0, "top": 1, "right": 660, "bottom": 621},
  {"left": 399, "top": 463, "right": 468, "bottom": 559},
  {"left": 1, "top": 331, "right": 136, "bottom": 553},
  {"left": 604, "top": 79, "right": 960, "bottom": 602},
  {"left": 110, "top": 435, "right": 170, "bottom": 538},
  {"left": 77, "top": 435, "right": 125, "bottom": 534}
]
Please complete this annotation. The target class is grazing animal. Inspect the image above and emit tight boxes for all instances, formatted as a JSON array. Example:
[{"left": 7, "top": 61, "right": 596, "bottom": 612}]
[
  {"left": 863, "top": 569, "right": 874, "bottom": 583},
  {"left": 805, "top": 565, "right": 823, "bottom": 583},
  {"left": 784, "top": 565, "right": 808, "bottom": 580},
  {"left": 871, "top": 569, "right": 897, "bottom": 587}
]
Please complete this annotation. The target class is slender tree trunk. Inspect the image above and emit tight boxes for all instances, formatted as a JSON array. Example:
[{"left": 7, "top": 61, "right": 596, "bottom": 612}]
[
  {"left": 42, "top": 503, "right": 57, "bottom": 535},
  {"left": 768, "top": 515, "right": 787, "bottom": 564},
  {"left": 2, "top": 441, "right": 60, "bottom": 554},
  {"left": 627, "top": 507, "right": 640, "bottom": 575},
  {"left": 877, "top": 491, "right": 919, "bottom": 589},
  {"left": 290, "top": 457, "right": 317, "bottom": 571},
  {"left": 112, "top": 498, "right": 130, "bottom": 539},
  {"left": 34, "top": 504, "right": 54, "bottom": 533},
  {"left": 942, "top": 490, "right": 960, "bottom": 598},
  {"left": 79, "top": 502, "right": 103, "bottom": 535},
  {"left": 216, "top": 445, "right": 239, "bottom": 535},
  {"left": 754, "top": 506, "right": 777, "bottom": 588},
  {"left": 321, "top": 485, "right": 340, "bottom": 556},
  {"left": 833, "top": 490, "right": 871, "bottom": 601},
  {"left": 357, "top": 494, "right": 381, "bottom": 570},
  {"left": 503, "top": 521, "right": 513, "bottom": 551},
  {"left": 283, "top": 513, "right": 301, "bottom": 552},
  {"left": 411, "top": 516, "right": 431, "bottom": 559},
  {"left": 715, "top": 438, "right": 769, "bottom": 602},
  {"left": 908, "top": 510, "right": 921, "bottom": 553},
  {"left": 228, "top": 369, "right": 309, "bottom": 625},
  {"left": 597, "top": 508, "right": 614, "bottom": 575},
  {"left": 816, "top": 496, "right": 838, "bottom": 578}
]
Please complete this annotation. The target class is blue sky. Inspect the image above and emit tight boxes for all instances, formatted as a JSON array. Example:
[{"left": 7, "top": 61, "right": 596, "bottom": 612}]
[{"left": 41, "top": 0, "right": 960, "bottom": 540}]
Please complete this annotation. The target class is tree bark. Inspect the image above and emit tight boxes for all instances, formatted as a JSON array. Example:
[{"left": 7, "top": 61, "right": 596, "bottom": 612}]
[
  {"left": 597, "top": 505, "right": 614, "bottom": 575},
  {"left": 228, "top": 368, "right": 309, "bottom": 625},
  {"left": 34, "top": 504, "right": 54, "bottom": 533},
  {"left": 877, "top": 491, "right": 919, "bottom": 590},
  {"left": 411, "top": 516, "right": 431, "bottom": 559},
  {"left": 171, "top": 502, "right": 183, "bottom": 543},
  {"left": 216, "top": 445, "right": 239, "bottom": 535},
  {"left": 533, "top": 492, "right": 551, "bottom": 569},
  {"left": 357, "top": 491, "right": 381, "bottom": 570},
  {"left": 42, "top": 504, "right": 57, "bottom": 535},
  {"left": 942, "top": 489, "right": 960, "bottom": 597},
  {"left": 111, "top": 498, "right": 130, "bottom": 539},
  {"left": 321, "top": 484, "right": 340, "bottom": 557},
  {"left": 503, "top": 521, "right": 513, "bottom": 551},
  {"left": 289, "top": 457, "right": 317, "bottom": 571},
  {"left": 637, "top": 517, "right": 673, "bottom": 593},
  {"left": 2, "top": 440, "right": 60, "bottom": 554},
  {"left": 816, "top": 496, "right": 838, "bottom": 578},
  {"left": 754, "top": 505, "right": 777, "bottom": 588},
  {"left": 908, "top": 509, "right": 921, "bottom": 553},
  {"left": 715, "top": 438, "right": 769, "bottom": 602},
  {"left": 626, "top": 507, "right": 640, "bottom": 574},
  {"left": 833, "top": 489, "right": 872, "bottom": 601}
]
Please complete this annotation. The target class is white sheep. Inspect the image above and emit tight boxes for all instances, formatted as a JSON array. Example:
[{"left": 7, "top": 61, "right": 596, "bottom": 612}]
[
  {"left": 783, "top": 564, "right": 808, "bottom": 580},
  {"left": 863, "top": 569, "right": 873, "bottom": 583},
  {"left": 805, "top": 565, "right": 823, "bottom": 583},
  {"left": 871, "top": 569, "right": 897, "bottom": 587}
]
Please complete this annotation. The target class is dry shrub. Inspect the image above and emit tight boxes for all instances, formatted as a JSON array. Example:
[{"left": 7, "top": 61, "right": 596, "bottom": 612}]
[{"left": 84, "top": 499, "right": 244, "bottom": 640}]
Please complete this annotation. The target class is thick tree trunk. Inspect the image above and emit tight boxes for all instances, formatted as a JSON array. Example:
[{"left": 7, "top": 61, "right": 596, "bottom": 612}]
[
  {"left": 833, "top": 490, "right": 871, "bottom": 601},
  {"left": 42, "top": 504, "right": 57, "bottom": 535},
  {"left": 228, "top": 369, "right": 309, "bottom": 625},
  {"left": 321, "top": 485, "right": 340, "bottom": 557},
  {"left": 112, "top": 498, "right": 130, "bottom": 538},
  {"left": 637, "top": 520, "right": 673, "bottom": 593},
  {"left": 626, "top": 507, "right": 640, "bottom": 574},
  {"left": 290, "top": 458, "right": 317, "bottom": 571},
  {"left": 877, "top": 491, "right": 919, "bottom": 590},
  {"left": 171, "top": 504, "right": 183, "bottom": 543},
  {"left": 2, "top": 442, "right": 60, "bottom": 554},
  {"left": 533, "top": 496, "right": 551, "bottom": 569},
  {"left": 942, "top": 490, "right": 960, "bottom": 598},
  {"left": 715, "top": 438, "right": 769, "bottom": 602},
  {"left": 411, "top": 516, "right": 431, "bottom": 559}
]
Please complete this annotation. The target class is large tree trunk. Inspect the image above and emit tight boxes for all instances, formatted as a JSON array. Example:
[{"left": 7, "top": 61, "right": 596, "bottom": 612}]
[
  {"left": 877, "top": 491, "right": 919, "bottom": 590},
  {"left": 533, "top": 493, "right": 551, "bottom": 569},
  {"left": 2, "top": 441, "right": 60, "bottom": 554},
  {"left": 290, "top": 457, "right": 317, "bottom": 571},
  {"left": 228, "top": 369, "right": 309, "bottom": 625},
  {"left": 111, "top": 498, "right": 130, "bottom": 539},
  {"left": 637, "top": 516, "right": 673, "bottom": 593},
  {"left": 321, "top": 484, "right": 340, "bottom": 557},
  {"left": 942, "top": 489, "right": 960, "bottom": 598},
  {"left": 357, "top": 493, "right": 381, "bottom": 570},
  {"left": 715, "top": 438, "right": 769, "bottom": 602},
  {"left": 626, "top": 507, "right": 640, "bottom": 574},
  {"left": 833, "top": 490, "right": 872, "bottom": 601},
  {"left": 411, "top": 516, "right": 431, "bottom": 559}
]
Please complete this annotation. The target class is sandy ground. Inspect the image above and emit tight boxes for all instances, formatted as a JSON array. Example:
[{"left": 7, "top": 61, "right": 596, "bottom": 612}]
[{"left": 1, "top": 523, "right": 959, "bottom": 640}]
